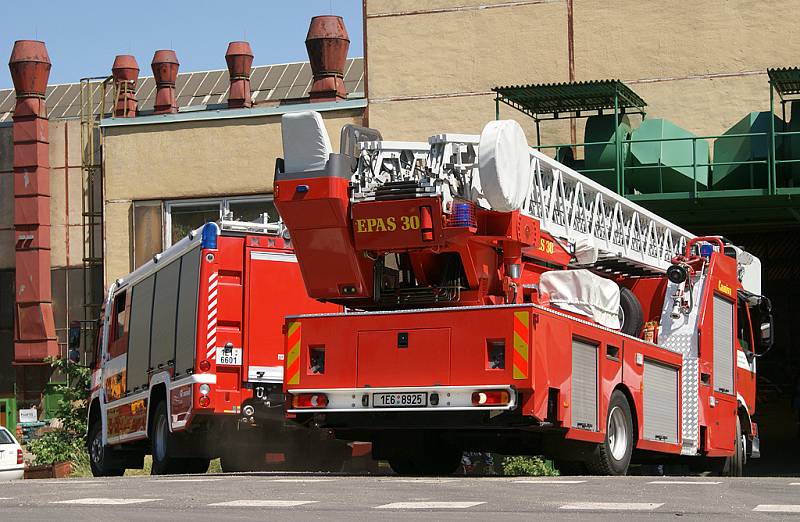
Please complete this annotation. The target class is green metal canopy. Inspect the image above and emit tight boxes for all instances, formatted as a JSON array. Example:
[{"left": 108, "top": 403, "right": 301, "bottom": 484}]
[
  {"left": 768, "top": 67, "right": 800, "bottom": 98},
  {"left": 492, "top": 79, "right": 647, "bottom": 120}
]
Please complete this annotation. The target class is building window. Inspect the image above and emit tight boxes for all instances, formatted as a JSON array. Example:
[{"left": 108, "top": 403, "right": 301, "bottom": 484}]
[{"left": 164, "top": 196, "right": 276, "bottom": 247}]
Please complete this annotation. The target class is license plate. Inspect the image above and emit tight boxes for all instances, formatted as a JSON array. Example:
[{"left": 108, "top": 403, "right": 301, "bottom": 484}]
[
  {"left": 373, "top": 392, "right": 427, "bottom": 408},
  {"left": 216, "top": 347, "right": 242, "bottom": 366}
]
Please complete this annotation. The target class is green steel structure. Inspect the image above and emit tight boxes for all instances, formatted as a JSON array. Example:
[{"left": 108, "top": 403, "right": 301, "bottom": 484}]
[{"left": 492, "top": 73, "right": 800, "bottom": 229}]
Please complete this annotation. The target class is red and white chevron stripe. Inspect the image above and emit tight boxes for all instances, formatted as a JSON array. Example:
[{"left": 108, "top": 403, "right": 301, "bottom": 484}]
[{"left": 206, "top": 272, "right": 219, "bottom": 360}]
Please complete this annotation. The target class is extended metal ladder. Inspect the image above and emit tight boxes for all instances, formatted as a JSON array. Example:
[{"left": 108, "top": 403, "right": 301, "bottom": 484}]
[{"left": 526, "top": 149, "right": 695, "bottom": 276}]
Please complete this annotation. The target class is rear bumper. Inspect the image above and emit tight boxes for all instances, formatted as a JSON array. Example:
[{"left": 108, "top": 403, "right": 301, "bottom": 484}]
[
  {"left": 287, "top": 385, "right": 517, "bottom": 413},
  {"left": 0, "top": 466, "right": 24, "bottom": 481}
]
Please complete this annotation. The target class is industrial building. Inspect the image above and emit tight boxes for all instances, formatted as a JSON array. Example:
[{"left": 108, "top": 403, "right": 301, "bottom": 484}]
[{"left": 1, "top": 0, "right": 799, "bottom": 471}]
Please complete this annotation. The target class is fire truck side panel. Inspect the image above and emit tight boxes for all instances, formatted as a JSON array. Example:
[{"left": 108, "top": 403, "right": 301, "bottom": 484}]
[
  {"left": 245, "top": 245, "right": 335, "bottom": 386},
  {"left": 211, "top": 237, "right": 245, "bottom": 414}
]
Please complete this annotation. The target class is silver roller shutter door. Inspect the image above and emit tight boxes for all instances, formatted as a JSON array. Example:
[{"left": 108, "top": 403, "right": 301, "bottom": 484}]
[
  {"left": 571, "top": 339, "right": 598, "bottom": 431},
  {"left": 713, "top": 295, "right": 735, "bottom": 395},
  {"left": 643, "top": 360, "right": 679, "bottom": 443}
]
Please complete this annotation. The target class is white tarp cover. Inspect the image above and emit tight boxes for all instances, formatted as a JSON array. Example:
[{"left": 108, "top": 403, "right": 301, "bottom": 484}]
[
  {"left": 281, "top": 111, "right": 333, "bottom": 172},
  {"left": 478, "top": 119, "right": 531, "bottom": 212},
  {"left": 539, "top": 269, "right": 621, "bottom": 330}
]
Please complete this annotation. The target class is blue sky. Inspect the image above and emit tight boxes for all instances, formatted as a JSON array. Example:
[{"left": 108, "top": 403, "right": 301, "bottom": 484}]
[{"left": 1, "top": 0, "right": 363, "bottom": 88}]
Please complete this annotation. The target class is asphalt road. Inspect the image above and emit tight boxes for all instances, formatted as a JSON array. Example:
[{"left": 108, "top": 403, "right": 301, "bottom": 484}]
[{"left": 2, "top": 473, "right": 800, "bottom": 521}]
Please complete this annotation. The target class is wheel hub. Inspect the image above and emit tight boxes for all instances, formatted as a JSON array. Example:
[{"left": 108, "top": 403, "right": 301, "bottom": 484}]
[{"left": 607, "top": 405, "right": 629, "bottom": 461}]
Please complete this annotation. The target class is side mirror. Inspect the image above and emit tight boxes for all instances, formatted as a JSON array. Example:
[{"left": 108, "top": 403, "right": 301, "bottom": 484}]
[
  {"left": 757, "top": 314, "right": 775, "bottom": 357},
  {"left": 759, "top": 319, "right": 773, "bottom": 350}
]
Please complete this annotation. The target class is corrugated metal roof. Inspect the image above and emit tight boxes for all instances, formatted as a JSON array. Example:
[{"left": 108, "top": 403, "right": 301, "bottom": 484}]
[
  {"left": 492, "top": 79, "right": 646, "bottom": 120},
  {"left": 0, "top": 57, "right": 364, "bottom": 121},
  {"left": 768, "top": 67, "right": 800, "bottom": 97}
]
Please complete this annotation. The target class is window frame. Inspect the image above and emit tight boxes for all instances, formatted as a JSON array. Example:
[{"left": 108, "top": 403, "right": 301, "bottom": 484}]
[{"left": 163, "top": 195, "right": 274, "bottom": 248}]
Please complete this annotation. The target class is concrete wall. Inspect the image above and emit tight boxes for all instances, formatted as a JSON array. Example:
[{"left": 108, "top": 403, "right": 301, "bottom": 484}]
[
  {"left": 102, "top": 108, "right": 365, "bottom": 284},
  {"left": 365, "top": 0, "right": 800, "bottom": 144}
]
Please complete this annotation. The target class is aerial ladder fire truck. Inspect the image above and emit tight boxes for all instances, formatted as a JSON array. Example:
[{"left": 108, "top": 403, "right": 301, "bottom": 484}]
[
  {"left": 274, "top": 111, "right": 774, "bottom": 476},
  {"left": 84, "top": 218, "right": 349, "bottom": 475}
]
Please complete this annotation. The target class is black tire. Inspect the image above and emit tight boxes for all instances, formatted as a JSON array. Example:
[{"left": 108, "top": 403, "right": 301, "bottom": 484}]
[
  {"left": 388, "top": 454, "right": 418, "bottom": 476},
  {"left": 619, "top": 287, "right": 644, "bottom": 337},
  {"left": 722, "top": 417, "right": 745, "bottom": 477},
  {"left": 88, "top": 420, "right": 126, "bottom": 477},
  {"left": 417, "top": 443, "right": 462, "bottom": 476},
  {"left": 389, "top": 437, "right": 462, "bottom": 476},
  {"left": 182, "top": 457, "right": 210, "bottom": 474},
  {"left": 150, "top": 401, "right": 186, "bottom": 475},
  {"left": 586, "top": 390, "right": 634, "bottom": 475}
]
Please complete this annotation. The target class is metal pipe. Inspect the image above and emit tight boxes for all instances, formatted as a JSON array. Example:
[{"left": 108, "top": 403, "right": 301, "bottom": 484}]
[{"left": 9, "top": 40, "right": 59, "bottom": 363}]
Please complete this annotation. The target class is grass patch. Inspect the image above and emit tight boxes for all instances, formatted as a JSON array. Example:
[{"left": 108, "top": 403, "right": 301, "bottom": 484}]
[{"left": 501, "top": 456, "right": 560, "bottom": 476}]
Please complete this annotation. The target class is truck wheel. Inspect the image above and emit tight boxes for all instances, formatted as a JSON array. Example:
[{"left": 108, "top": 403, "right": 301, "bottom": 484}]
[
  {"left": 722, "top": 417, "right": 744, "bottom": 477},
  {"left": 388, "top": 454, "right": 417, "bottom": 476},
  {"left": 88, "top": 420, "right": 125, "bottom": 477},
  {"left": 389, "top": 437, "right": 462, "bottom": 476},
  {"left": 586, "top": 390, "right": 633, "bottom": 475},
  {"left": 418, "top": 442, "right": 462, "bottom": 476},
  {"left": 619, "top": 288, "right": 644, "bottom": 337},
  {"left": 150, "top": 401, "right": 186, "bottom": 475},
  {"left": 182, "top": 457, "right": 210, "bottom": 474}
]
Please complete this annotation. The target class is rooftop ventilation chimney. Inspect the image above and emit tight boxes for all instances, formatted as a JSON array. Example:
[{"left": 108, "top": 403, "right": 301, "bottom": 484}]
[
  {"left": 225, "top": 41, "right": 253, "bottom": 109},
  {"left": 8, "top": 40, "right": 59, "bottom": 363},
  {"left": 151, "top": 50, "right": 179, "bottom": 114},
  {"left": 306, "top": 15, "right": 350, "bottom": 102},
  {"left": 112, "top": 54, "right": 139, "bottom": 117}
]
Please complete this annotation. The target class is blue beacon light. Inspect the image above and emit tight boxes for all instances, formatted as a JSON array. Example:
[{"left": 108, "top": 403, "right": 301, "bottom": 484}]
[{"left": 201, "top": 222, "right": 219, "bottom": 249}]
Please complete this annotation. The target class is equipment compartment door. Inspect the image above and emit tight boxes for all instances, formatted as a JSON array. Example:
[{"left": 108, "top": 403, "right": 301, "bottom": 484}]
[
  {"left": 245, "top": 250, "right": 322, "bottom": 383},
  {"left": 357, "top": 328, "right": 451, "bottom": 388},
  {"left": 571, "top": 339, "right": 598, "bottom": 431},
  {"left": 643, "top": 360, "right": 680, "bottom": 444}
]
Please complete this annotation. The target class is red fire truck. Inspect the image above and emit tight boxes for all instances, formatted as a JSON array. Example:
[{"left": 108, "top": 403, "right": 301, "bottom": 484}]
[
  {"left": 85, "top": 219, "right": 344, "bottom": 475},
  {"left": 274, "top": 111, "right": 773, "bottom": 476}
]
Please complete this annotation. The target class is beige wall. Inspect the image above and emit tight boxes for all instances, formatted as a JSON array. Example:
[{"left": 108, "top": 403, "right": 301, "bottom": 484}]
[
  {"left": 102, "top": 108, "right": 364, "bottom": 284},
  {"left": 365, "top": 0, "right": 800, "bottom": 145}
]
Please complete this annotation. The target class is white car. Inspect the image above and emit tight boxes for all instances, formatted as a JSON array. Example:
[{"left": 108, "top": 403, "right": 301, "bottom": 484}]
[{"left": 0, "top": 426, "right": 24, "bottom": 481}]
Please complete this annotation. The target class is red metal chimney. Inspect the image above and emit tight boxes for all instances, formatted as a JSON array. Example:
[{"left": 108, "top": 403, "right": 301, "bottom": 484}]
[
  {"left": 112, "top": 55, "right": 139, "bottom": 117},
  {"left": 151, "top": 50, "right": 179, "bottom": 114},
  {"left": 225, "top": 41, "right": 253, "bottom": 109},
  {"left": 306, "top": 15, "right": 350, "bottom": 102},
  {"left": 8, "top": 40, "right": 59, "bottom": 362}
]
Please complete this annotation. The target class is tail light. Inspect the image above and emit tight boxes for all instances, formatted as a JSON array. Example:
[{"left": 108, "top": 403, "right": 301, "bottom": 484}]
[
  {"left": 199, "top": 359, "right": 211, "bottom": 372},
  {"left": 17, "top": 448, "right": 23, "bottom": 465},
  {"left": 292, "top": 393, "right": 329, "bottom": 409},
  {"left": 471, "top": 390, "right": 510, "bottom": 406},
  {"left": 198, "top": 396, "right": 211, "bottom": 408}
]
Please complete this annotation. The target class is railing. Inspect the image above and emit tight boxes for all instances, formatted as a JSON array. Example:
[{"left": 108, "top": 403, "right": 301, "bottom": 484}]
[{"left": 532, "top": 128, "right": 800, "bottom": 199}]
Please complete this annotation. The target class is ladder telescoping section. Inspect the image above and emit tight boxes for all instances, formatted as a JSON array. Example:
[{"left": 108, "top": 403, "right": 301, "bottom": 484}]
[
  {"left": 527, "top": 149, "right": 695, "bottom": 276},
  {"left": 355, "top": 132, "right": 695, "bottom": 277}
]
